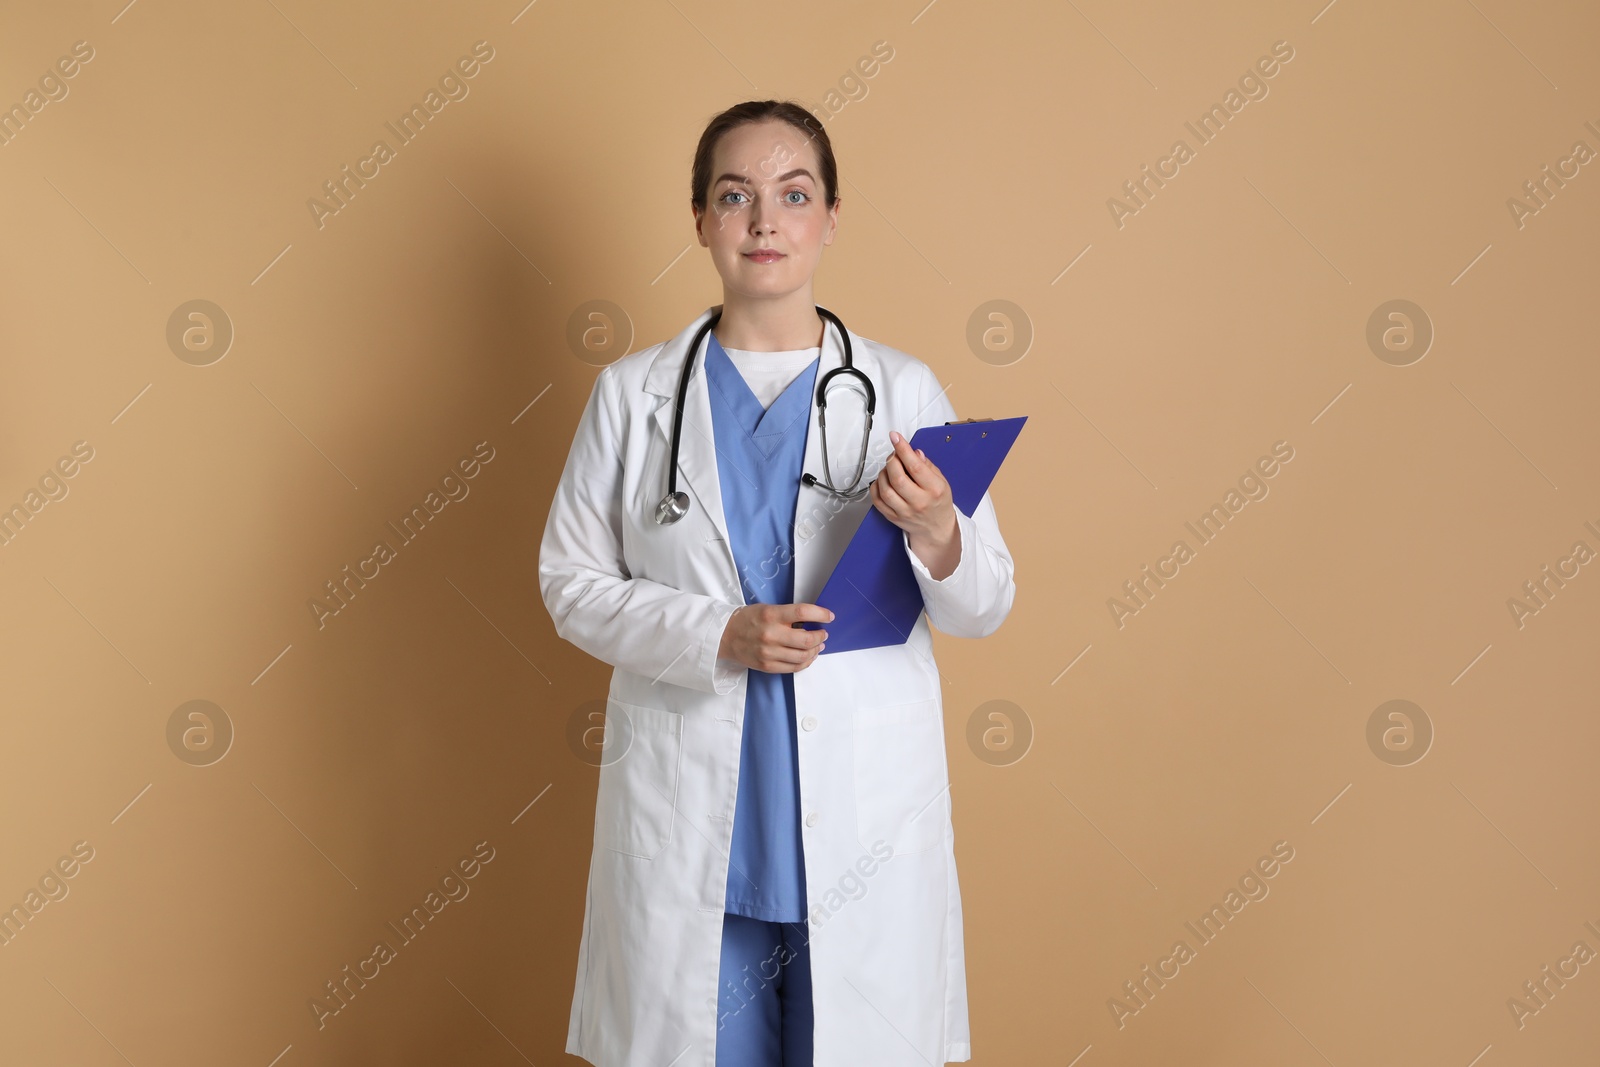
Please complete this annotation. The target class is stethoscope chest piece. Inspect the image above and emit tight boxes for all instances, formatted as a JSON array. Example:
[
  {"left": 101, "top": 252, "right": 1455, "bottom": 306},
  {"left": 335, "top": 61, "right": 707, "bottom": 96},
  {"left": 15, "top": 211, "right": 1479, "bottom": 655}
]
[{"left": 654, "top": 490, "right": 690, "bottom": 525}]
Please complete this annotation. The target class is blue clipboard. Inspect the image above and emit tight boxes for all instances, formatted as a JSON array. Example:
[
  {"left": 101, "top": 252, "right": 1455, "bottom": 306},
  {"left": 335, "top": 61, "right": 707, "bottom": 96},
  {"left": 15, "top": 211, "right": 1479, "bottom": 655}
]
[{"left": 797, "top": 415, "right": 1026, "bottom": 654}]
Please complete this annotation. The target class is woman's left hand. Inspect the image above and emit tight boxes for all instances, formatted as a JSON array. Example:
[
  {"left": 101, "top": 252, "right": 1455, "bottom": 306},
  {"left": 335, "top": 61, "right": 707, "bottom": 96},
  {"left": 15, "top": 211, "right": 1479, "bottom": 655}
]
[{"left": 871, "top": 430, "right": 960, "bottom": 580}]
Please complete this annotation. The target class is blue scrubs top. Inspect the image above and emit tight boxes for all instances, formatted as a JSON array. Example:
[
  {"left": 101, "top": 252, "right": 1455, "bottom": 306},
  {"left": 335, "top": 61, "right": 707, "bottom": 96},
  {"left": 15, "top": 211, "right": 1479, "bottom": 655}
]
[{"left": 704, "top": 332, "right": 819, "bottom": 923}]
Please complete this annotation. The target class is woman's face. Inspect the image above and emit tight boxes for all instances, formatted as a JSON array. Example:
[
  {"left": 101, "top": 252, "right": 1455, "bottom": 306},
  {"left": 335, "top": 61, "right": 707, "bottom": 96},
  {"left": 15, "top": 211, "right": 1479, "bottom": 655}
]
[{"left": 694, "top": 119, "right": 838, "bottom": 302}]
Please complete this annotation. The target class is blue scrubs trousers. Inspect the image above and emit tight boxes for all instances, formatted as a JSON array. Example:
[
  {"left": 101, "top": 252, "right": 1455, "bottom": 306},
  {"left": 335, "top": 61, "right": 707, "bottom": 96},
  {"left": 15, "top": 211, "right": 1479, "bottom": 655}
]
[{"left": 716, "top": 913, "right": 813, "bottom": 1065}]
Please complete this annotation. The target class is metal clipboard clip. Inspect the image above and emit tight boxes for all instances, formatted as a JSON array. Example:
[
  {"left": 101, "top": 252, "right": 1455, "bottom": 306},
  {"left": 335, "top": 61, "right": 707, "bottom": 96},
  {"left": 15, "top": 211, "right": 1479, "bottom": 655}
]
[{"left": 944, "top": 417, "right": 993, "bottom": 438}]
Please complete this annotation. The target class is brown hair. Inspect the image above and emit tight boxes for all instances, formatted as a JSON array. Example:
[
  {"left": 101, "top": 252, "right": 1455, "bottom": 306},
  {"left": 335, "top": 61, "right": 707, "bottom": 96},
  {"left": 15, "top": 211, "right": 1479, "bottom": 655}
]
[{"left": 690, "top": 100, "right": 839, "bottom": 215}]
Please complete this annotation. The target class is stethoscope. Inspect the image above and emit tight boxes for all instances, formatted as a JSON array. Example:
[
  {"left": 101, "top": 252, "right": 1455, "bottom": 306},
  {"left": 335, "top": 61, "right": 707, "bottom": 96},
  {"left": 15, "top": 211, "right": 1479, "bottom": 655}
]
[{"left": 654, "top": 305, "right": 876, "bottom": 526}]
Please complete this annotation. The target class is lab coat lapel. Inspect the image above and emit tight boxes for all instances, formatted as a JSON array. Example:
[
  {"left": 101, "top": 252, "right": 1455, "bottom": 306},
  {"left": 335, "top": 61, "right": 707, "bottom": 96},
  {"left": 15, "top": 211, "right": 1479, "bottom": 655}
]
[{"left": 645, "top": 307, "right": 736, "bottom": 570}]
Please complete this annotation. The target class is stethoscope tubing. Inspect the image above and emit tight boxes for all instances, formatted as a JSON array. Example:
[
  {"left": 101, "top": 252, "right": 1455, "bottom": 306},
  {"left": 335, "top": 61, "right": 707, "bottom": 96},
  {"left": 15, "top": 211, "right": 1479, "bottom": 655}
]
[{"left": 656, "top": 305, "right": 874, "bottom": 525}]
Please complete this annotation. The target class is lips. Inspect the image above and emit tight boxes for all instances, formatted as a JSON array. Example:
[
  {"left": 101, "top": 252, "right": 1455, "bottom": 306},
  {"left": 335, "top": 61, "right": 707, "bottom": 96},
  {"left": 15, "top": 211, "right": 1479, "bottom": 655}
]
[{"left": 743, "top": 250, "right": 784, "bottom": 262}]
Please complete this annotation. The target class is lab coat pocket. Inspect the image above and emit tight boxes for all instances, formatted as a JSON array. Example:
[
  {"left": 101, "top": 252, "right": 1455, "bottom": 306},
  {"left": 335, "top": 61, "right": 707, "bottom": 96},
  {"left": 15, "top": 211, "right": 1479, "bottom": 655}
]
[
  {"left": 594, "top": 698, "right": 683, "bottom": 860},
  {"left": 852, "top": 698, "right": 948, "bottom": 857}
]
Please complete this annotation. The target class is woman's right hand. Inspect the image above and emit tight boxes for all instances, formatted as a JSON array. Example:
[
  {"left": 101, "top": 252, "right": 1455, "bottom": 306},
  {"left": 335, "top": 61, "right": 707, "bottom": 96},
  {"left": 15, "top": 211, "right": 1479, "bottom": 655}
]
[{"left": 717, "top": 603, "right": 833, "bottom": 674}]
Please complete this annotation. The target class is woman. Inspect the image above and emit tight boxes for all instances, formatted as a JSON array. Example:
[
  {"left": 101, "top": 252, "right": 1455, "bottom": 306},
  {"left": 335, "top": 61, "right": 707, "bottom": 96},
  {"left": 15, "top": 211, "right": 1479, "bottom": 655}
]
[{"left": 539, "top": 99, "right": 1015, "bottom": 1067}]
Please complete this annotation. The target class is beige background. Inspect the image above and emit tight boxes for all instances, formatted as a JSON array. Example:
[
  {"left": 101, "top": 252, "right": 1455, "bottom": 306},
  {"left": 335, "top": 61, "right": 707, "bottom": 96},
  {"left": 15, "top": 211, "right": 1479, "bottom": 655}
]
[{"left": 1, "top": 0, "right": 1597, "bottom": 1064}]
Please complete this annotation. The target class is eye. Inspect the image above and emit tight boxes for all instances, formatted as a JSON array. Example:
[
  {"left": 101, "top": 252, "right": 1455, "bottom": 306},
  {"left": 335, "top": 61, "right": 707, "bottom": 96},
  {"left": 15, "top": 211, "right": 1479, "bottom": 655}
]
[
  {"left": 719, "top": 190, "right": 748, "bottom": 206},
  {"left": 785, "top": 190, "right": 810, "bottom": 204}
]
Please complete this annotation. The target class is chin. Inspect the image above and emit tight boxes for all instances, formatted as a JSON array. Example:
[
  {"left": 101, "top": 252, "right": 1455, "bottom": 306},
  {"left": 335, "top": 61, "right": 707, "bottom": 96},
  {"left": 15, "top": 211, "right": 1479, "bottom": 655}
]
[{"left": 728, "top": 266, "right": 791, "bottom": 287}]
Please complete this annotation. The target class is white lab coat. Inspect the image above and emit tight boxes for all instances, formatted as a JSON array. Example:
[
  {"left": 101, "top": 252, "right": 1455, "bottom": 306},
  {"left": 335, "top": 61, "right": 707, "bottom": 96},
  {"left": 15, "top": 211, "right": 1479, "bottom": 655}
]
[{"left": 538, "top": 305, "right": 1016, "bottom": 1066}]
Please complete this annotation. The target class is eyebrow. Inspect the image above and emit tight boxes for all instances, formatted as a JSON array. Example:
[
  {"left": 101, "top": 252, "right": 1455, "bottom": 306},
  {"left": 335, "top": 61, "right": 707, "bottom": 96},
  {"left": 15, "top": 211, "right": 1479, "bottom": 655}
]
[{"left": 714, "top": 168, "right": 815, "bottom": 187}]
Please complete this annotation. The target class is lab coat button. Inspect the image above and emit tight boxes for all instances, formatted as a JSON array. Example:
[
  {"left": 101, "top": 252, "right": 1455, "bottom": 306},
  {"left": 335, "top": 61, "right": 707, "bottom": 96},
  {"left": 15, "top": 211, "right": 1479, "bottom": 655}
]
[
  {"left": 801, "top": 715, "right": 817, "bottom": 731},
  {"left": 805, "top": 811, "right": 819, "bottom": 827}
]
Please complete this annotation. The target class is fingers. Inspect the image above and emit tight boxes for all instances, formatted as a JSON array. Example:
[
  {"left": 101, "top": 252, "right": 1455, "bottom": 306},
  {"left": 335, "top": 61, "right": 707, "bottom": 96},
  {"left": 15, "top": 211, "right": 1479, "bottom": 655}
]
[
  {"left": 875, "top": 470, "right": 910, "bottom": 515},
  {"left": 881, "top": 455, "right": 926, "bottom": 508},
  {"left": 786, "top": 602, "right": 835, "bottom": 625},
  {"left": 724, "top": 605, "right": 834, "bottom": 673},
  {"left": 889, "top": 429, "right": 919, "bottom": 470},
  {"left": 760, "top": 642, "right": 823, "bottom": 671},
  {"left": 753, "top": 604, "right": 827, "bottom": 650},
  {"left": 752, "top": 631, "right": 825, "bottom": 673},
  {"left": 871, "top": 472, "right": 914, "bottom": 528},
  {"left": 771, "top": 626, "right": 826, "bottom": 655},
  {"left": 891, "top": 443, "right": 945, "bottom": 496},
  {"left": 888, "top": 431, "right": 935, "bottom": 487}
]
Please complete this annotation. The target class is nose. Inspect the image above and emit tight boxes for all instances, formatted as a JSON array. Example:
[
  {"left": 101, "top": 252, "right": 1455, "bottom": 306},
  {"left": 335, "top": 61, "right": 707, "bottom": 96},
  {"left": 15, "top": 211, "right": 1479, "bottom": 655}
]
[{"left": 749, "top": 193, "right": 776, "bottom": 234}]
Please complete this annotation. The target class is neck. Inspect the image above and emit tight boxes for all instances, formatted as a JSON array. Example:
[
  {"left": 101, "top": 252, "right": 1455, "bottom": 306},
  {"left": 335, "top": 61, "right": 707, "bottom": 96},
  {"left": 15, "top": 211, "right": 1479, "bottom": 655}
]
[{"left": 713, "top": 289, "right": 824, "bottom": 351}]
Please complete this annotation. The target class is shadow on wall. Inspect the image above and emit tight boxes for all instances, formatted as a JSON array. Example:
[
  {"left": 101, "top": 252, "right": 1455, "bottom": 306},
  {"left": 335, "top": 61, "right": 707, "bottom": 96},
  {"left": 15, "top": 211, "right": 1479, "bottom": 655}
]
[{"left": 248, "top": 136, "right": 593, "bottom": 1061}]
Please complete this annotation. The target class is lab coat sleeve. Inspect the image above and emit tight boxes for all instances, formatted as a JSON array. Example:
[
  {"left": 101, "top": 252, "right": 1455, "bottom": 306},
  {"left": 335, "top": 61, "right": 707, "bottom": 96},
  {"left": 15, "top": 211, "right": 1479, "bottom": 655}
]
[
  {"left": 539, "top": 365, "right": 745, "bottom": 696},
  {"left": 899, "top": 363, "right": 1017, "bottom": 638}
]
